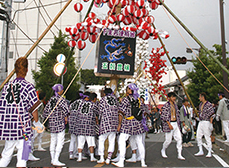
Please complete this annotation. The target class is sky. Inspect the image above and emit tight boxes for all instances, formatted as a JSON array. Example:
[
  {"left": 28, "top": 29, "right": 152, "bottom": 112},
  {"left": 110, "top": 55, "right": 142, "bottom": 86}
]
[{"left": 79, "top": 0, "right": 229, "bottom": 71}]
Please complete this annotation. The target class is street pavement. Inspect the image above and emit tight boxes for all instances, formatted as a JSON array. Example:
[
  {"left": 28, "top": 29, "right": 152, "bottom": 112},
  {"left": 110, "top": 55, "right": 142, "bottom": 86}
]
[{"left": 1, "top": 131, "right": 229, "bottom": 167}]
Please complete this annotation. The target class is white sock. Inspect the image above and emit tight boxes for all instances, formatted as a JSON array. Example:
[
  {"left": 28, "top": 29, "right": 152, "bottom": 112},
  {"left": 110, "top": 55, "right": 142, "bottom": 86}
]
[{"left": 90, "top": 153, "right": 94, "bottom": 159}]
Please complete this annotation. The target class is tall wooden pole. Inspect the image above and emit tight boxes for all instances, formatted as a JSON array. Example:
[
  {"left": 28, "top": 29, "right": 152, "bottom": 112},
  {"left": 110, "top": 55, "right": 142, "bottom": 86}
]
[
  {"left": 0, "top": 0, "right": 73, "bottom": 90},
  {"left": 219, "top": 0, "right": 228, "bottom": 98},
  {"left": 152, "top": 23, "right": 197, "bottom": 115},
  {"left": 159, "top": 0, "right": 229, "bottom": 76}
]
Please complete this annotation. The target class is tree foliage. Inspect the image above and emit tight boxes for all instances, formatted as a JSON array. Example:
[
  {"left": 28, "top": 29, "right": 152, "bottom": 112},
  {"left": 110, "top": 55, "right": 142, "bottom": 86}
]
[
  {"left": 32, "top": 31, "right": 80, "bottom": 101},
  {"left": 81, "top": 69, "right": 109, "bottom": 86},
  {"left": 187, "top": 44, "right": 229, "bottom": 106}
]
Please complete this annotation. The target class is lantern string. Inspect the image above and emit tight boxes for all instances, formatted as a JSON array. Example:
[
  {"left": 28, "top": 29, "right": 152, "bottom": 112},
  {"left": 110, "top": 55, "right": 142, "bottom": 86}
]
[{"left": 162, "top": 6, "right": 229, "bottom": 93}]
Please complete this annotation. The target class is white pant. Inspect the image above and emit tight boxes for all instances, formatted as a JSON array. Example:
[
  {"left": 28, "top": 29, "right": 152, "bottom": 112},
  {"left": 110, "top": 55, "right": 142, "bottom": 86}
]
[
  {"left": 129, "top": 132, "right": 146, "bottom": 150},
  {"left": 78, "top": 135, "right": 95, "bottom": 149},
  {"left": 0, "top": 139, "right": 26, "bottom": 167},
  {"left": 163, "top": 122, "right": 182, "bottom": 152},
  {"left": 98, "top": 132, "right": 116, "bottom": 156},
  {"left": 31, "top": 129, "right": 44, "bottom": 150},
  {"left": 222, "top": 120, "right": 229, "bottom": 140},
  {"left": 196, "top": 121, "right": 212, "bottom": 149},
  {"left": 69, "top": 134, "right": 78, "bottom": 155},
  {"left": 50, "top": 130, "right": 65, "bottom": 154},
  {"left": 119, "top": 133, "right": 145, "bottom": 160}
]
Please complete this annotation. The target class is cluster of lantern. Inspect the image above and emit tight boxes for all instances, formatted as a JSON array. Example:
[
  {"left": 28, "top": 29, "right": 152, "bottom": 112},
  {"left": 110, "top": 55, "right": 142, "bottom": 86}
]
[
  {"left": 66, "top": 0, "right": 168, "bottom": 50},
  {"left": 143, "top": 46, "right": 167, "bottom": 96}
]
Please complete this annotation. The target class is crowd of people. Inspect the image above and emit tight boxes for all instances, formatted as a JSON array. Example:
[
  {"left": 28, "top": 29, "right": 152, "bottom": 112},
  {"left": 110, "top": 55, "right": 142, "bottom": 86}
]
[{"left": 0, "top": 57, "right": 228, "bottom": 167}]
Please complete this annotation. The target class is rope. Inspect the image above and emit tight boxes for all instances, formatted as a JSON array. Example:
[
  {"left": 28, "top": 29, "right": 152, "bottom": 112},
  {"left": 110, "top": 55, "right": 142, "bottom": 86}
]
[
  {"left": 162, "top": 6, "right": 229, "bottom": 93},
  {"left": 36, "top": 0, "right": 119, "bottom": 132}
]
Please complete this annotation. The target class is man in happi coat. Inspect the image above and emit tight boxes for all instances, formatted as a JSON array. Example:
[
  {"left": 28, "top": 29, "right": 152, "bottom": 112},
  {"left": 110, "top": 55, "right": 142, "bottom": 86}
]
[
  {"left": 160, "top": 92, "right": 185, "bottom": 160},
  {"left": 112, "top": 83, "right": 147, "bottom": 167},
  {"left": 75, "top": 92, "right": 98, "bottom": 162},
  {"left": 68, "top": 92, "right": 82, "bottom": 160},
  {"left": 97, "top": 88, "right": 119, "bottom": 165},
  {"left": 194, "top": 92, "right": 214, "bottom": 158},
  {"left": 43, "top": 84, "right": 69, "bottom": 166},
  {"left": 0, "top": 57, "right": 42, "bottom": 167}
]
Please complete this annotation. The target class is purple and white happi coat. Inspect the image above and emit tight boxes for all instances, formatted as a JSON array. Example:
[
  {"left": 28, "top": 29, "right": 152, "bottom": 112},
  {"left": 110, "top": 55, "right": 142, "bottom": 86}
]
[
  {"left": 198, "top": 101, "right": 214, "bottom": 121},
  {"left": 75, "top": 100, "right": 99, "bottom": 136},
  {"left": 68, "top": 99, "right": 83, "bottom": 134},
  {"left": 0, "top": 78, "right": 41, "bottom": 141},
  {"left": 119, "top": 96, "right": 145, "bottom": 136},
  {"left": 43, "top": 95, "right": 69, "bottom": 133},
  {"left": 160, "top": 101, "right": 181, "bottom": 133},
  {"left": 99, "top": 95, "right": 119, "bottom": 135}
]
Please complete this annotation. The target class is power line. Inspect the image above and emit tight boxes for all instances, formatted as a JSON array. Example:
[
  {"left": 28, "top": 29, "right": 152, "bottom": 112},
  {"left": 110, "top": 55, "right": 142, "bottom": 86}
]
[
  {"left": 33, "top": 0, "right": 56, "bottom": 37},
  {"left": 12, "top": 0, "right": 68, "bottom": 21},
  {"left": 12, "top": 20, "right": 48, "bottom": 53}
]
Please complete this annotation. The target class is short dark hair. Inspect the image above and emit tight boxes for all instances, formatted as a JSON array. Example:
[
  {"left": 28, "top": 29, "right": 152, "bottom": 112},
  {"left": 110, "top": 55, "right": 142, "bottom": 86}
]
[
  {"left": 218, "top": 92, "right": 225, "bottom": 97},
  {"left": 140, "top": 95, "right": 144, "bottom": 99},
  {"left": 168, "top": 92, "right": 176, "bottom": 98},
  {"left": 84, "top": 91, "right": 90, "bottom": 97},
  {"left": 39, "top": 91, "right": 46, "bottom": 100},
  {"left": 90, "top": 92, "right": 97, "bottom": 101},
  {"left": 182, "top": 99, "right": 188, "bottom": 103},
  {"left": 200, "top": 92, "right": 207, "bottom": 100},
  {"left": 104, "top": 88, "right": 113, "bottom": 95}
]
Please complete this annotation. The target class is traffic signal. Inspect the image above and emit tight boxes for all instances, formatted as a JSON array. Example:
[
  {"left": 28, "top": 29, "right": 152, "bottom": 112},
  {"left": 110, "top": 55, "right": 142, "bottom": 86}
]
[
  {"left": 0, "top": 8, "right": 9, "bottom": 22},
  {"left": 171, "top": 56, "right": 187, "bottom": 64}
]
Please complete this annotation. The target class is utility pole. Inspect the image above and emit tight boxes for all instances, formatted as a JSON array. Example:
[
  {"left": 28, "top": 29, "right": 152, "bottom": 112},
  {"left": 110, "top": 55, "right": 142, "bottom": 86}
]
[
  {"left": 219, "top": 0, "right": 228, "bottom": 98},
  {"left": 0, "top": 0, "right": 12, "bottom": 85}
]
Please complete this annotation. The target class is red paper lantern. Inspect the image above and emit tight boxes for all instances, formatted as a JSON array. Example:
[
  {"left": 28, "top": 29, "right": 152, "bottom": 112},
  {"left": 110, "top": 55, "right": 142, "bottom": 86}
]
[
  {"left": 65, "top": 27, "right": 71, "bottom": 33},
  {"left": 132, "top": 17, "right": 143, "bottom": 25},
  {"left": 83, "top": 0, "right": 90, "bottom": 2},
  {"left": 141, "top": 8, "right": 148, "bottom": 17},
  {"left": 107, "top": 8, "right": 117, "bottom": 16},
  {"left": 89, "top": 34, "right": 98, "bottom": 43},
  {"left": 122, "top": 16, "right": 132, "bottom": 25},
  {"left": 123, "top": 5, "right": 135, "bottom": 16},
  {"left": 117, "top": 14, "right": 125, "bottom": 22},
  {"left": 80, "top": 31, "right": 89, "bottom": 41},
  {"left": 138, "top": 31, "right": 150, "bottom": 40},
  {"left": 88, "top": 12, "right": 96, "bottom": 19},
  {"left": 87, "top": 26, "right": 97, "bottom": 34},
  {"left": 120, "top": 0, "right": 127, "bottom": 7},
  {"left": 68, "top": 40, "right": 77, "bottom": 47},
  {"left": 108, "top": 15, "right": 116, "bottom": 23},
  {"left": 76, "top": 40, "right": 86, "bottom": 50},
  {"left": 134, "top": 9, "right": 144, "bottom": 19},
  {"left": 76, "top": 23, "right": 84, "bottom": 31},
  {"left": 93, "top": 18, "right": 101, "bottom": 24},
  {"left": 149, "top": 2, "right": 158, "bottom": 10},
  {"left": 85, "top": 17, "right": 92, "bottom": 23},
  {"left": 70, "top": 26, "right": 78, "bottom": 35},
  {"left": 71, "top": 33, "right": 80, "bottom": 41},
  {"left": 127, "top": 0, "right": 135, "bottom": 6},
  {"left": 74, "top": 3, "right": 83, "bottom": 12},
  {"left": 95, "top": 0, "right": 102, "bottom": 5},
  {"left": 146, "top": 26, "right": 155, "bottom": 36},
  {"left": 136, "top": 0, "right": 145, "bottom": 9},
  {"left": 109, "top": 0, "right": 120, "bottom": 7},
  {"left": 145, "top": 15, "right": 155, "bottom": 24},
  {"left": 140, "top": 21, "right": 150, "bottom": 30}
]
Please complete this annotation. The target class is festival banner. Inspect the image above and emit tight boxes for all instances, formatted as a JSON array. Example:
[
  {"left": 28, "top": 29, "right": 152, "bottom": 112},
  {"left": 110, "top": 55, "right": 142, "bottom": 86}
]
[{"left": 94, "top": 28, "right": 136, "bottom": 78}]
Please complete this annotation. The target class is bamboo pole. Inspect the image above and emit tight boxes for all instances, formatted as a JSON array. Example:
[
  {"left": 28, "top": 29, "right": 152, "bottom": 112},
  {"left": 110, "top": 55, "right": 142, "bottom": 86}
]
[
  {"left": 152, "top": 23, "right": 198, "bottom": 116},
  {"left": 159, "top": 0, "right": 229, "bottom": 76},
  {"left": 0, "top": 0, "right": 73, "bottom": 90}
]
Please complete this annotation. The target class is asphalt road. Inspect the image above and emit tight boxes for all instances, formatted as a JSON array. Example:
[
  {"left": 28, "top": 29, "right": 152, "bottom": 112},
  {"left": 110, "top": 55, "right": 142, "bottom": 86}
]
[{"left": 6, "top": 135, "right": 229, "bottom": 167}]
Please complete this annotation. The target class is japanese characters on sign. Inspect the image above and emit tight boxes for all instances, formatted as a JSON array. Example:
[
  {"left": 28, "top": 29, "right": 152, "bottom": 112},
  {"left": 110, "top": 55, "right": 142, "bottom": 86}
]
[{"left": 94, "top": 28, "right": 136, "bottom": 78}]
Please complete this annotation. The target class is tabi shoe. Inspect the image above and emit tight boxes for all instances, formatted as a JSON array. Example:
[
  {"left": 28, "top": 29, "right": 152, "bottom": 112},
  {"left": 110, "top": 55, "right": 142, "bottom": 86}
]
[
  {"left": 141, "top": 159, "right": 147, "bottom": 167},
  {"left": 82, "top": 156, "right": 87, "bottom": 160},
  {"left": 90, "top": 157, "right": 98, "bottom": 162},
  {"left": 69, "top": 153, "right": 74, "bottom": 160},
  {"left": 111, "top": 160, "right": 124, "bottom": 167},
  {"left": 50, "top": 152, "right": 55, "bottom": 165},
  {"left": 111, "top": 154, "right": 120, "bottom": 162},
  {"left": 178, "top": 154, "right": 185, "bottom": 160},
  {"left": 37, "top": 146, "right": 46, "bottom": 151},
  {"left": 97, "top": 158, "right": 105, "bottom": 164},
  {"left": 182, "top": 143, "right": 189, "bottom": 147},
  {"left": 136, "top": 156, "right": 141, "bottom": 162},
  {"left": 194, "top": 151, "right": 204, "bottom": 156},
  {"left": 28, "top": 153, "right": 40, "bottom": 161},
  {"left": 187, "top": 142, "right": 194, "bottom": 147},
  {"left": 206, "top": 149, "right": 212, "bottom": 158},
  {"left": 161, "top": 149, "right": 168, "bottom": 158},
  {"left": 105, "top": 158, "right": 111, "bottom": 165},
  {"left": 52, "top": 160, "right": 65, "bottom": 166},
  {"left": 126, "top": 154, "right": 136, "bottom": 163}
]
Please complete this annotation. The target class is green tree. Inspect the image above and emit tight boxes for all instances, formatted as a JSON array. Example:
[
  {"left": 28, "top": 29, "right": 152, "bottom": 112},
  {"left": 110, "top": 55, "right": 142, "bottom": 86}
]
[
  {"left": 81, "top": 69, "right": 109, "bottom": 85},
  {"left": 187, "top": 44, "right": 229, "bottom": 106},
  {"left": 32, "top": 31, "right": 80, "bottom": 101}
]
